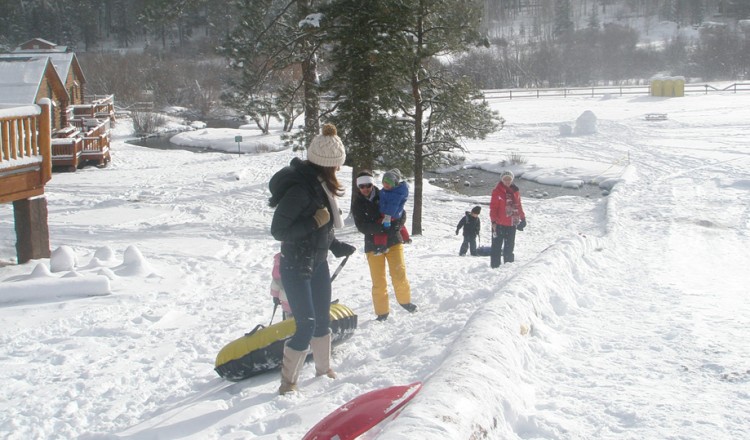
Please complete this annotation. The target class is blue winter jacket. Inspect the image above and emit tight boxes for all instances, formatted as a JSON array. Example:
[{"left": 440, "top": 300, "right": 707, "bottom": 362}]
[{"left": 379, "top": 182, "right": 408, "bottom": 219}]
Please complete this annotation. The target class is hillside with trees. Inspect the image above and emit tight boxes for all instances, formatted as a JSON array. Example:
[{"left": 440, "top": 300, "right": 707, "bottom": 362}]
[
  {"left": 2, "top": 0, "right": 747, "bottom": 105},
  {"left": 2, "top": 0, "right": 749, "bottom": 230}
]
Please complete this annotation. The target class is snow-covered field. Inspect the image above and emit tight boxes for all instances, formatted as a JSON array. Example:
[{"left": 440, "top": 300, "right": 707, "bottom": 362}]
[{"left": 1, "top": 91, "right": 749, "bottom": 439}]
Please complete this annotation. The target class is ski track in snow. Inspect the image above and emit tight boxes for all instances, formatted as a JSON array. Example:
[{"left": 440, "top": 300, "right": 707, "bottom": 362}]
[{"left": 519, "top": 100, "right": 750, "bottom": 439}]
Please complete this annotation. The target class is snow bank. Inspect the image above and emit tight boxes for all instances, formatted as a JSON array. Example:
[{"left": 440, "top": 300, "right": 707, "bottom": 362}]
[
  {"left": 0, "top": 275, "right": 110, "bottom": 305},
  {"left": 383, "top": 231, "right": 605, "bottom": 438}
]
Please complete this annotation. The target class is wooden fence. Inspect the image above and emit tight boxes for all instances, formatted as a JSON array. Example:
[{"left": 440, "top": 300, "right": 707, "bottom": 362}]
[{"left": 481, "top": 82, "right": 750, "bottom": 100}]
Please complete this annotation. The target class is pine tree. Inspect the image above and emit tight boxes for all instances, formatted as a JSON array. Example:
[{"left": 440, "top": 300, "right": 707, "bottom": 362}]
[
  {"left": 321, "top": 0, "right": 413, "bottom": 190},
  {"left": 318, "top": 0, "right": 501, "bottom": 233},
  {"left": 588, "top": 0, "right": 600, "bottom": 30},
  {"left": 388, "top": 0, "right": 502, "bottom": 234},
  {"left": 554, "top": 0, "right": 574, "bottom": 39},
  {"left": 219, "top": 0, "right": 326, "bottom": 147}
]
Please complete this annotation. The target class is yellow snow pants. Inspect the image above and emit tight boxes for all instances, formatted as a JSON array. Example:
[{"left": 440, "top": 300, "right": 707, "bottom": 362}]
[{"left": 365, "top": 244, "right": 411, "bottom": 315}]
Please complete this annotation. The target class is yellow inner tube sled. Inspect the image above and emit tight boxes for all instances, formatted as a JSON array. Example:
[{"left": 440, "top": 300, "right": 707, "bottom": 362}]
[{"left": 215, "top": 303, "right": 358, "bottom": 381}]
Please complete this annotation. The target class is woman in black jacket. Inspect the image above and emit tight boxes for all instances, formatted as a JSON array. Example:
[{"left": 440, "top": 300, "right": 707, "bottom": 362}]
[
  {"left": 268, "top": 124, "right": 355, "bottom": 395},
  {"left": 352, "top": 170, "right": 416, "bottom": 322}
]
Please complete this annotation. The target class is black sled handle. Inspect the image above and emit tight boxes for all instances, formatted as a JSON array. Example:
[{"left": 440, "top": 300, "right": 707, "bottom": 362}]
[
  {"left": 330, "top": 255, "right": 349, "bottom": 283},
  {"left": 269, "top": 255, "right": 349, "bottom": 326}
]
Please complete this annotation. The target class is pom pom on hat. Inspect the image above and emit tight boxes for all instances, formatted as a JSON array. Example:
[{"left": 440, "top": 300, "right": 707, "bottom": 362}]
[
  {"left": 500, "top": 170, "right": 514, "bottom": 181},
  {"left": 382, "top": 169, "right": 401, "bottom": 187},
  {"left": 307, "top": 123, "right": 346, "bottom": 167}
]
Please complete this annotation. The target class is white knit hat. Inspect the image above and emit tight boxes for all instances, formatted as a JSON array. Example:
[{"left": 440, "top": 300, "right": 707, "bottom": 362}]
[
  {"left": 500, "top": 170, "right": 514, "bottom": 181},
  {"left": 307, "top": 124, "right": 346, "bottom": 167}
]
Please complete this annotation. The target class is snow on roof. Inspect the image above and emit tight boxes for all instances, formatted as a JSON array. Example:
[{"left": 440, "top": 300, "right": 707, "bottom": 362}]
[
  {"left": 15, "top": 38, "right": 66, "bottom": 52},
  {"left": 2, "top": 52, "right": 77, "bottom": 83},
  {"left": 0, "top": 57, "right": 50, "bottom": 105}
]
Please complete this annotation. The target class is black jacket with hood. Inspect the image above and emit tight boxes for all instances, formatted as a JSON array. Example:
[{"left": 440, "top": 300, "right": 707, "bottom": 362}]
[
  {"left": 268, "top": 158, "right": 349, "bottom": 275},
  {"left": 352, "top": 186, "right": 406, "bottom": 253},
  {"left": 456, "top": 211, "right": 481, "bottom": 238}
]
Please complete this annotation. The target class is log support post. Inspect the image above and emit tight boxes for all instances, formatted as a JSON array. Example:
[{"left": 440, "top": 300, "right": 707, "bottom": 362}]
[{"left": 13, "top": 196, "right": 51, "bottom": 263}]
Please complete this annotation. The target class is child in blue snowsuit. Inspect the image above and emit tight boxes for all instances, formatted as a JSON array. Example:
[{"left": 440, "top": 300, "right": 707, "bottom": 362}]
[{"left": 374, "top": 170, "right": 410, "bottom": 255}]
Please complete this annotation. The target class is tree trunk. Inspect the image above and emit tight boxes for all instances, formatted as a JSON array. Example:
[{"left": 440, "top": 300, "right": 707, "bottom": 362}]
[
  {"left": 411, "top": 5, "right": 425, "bottom": 236},
  {"left": 302, "top": 54, "right": 319, "bottom": 146},
  {"left": 300, "top": 1, "right": 319, "bottom": 146},
  {"left": 411, "top": 70, "right": 424, "bottom": 236}
]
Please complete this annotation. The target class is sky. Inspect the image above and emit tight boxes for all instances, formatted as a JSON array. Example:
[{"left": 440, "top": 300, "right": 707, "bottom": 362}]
[{"left": 1, "top": 89, "right": 749, "bottom": 439}]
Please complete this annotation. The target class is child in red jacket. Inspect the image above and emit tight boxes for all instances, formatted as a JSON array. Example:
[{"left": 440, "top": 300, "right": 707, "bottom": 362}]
[{"left": 489, "top": 170, "right": 527, "bottom": 268}]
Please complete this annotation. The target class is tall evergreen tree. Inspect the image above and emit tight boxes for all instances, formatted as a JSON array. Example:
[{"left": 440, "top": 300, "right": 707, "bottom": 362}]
[
  {"left": 554, "top": 0, "right": 574, "bottom": 38},
  {"left": 220, "top": 0, "right": 326, "bottom": 147},
  {"left": 321, "top": 0, "right": 413, "bottom": 196},
  {"left": 588, "top": 0, "right": 600, "bottom": 30},
  {"left": 392, "top": 0, "right": 501, "bottom": 234},
  {"left": 315, "top": 0, "right": 501, "bottom": 232}
]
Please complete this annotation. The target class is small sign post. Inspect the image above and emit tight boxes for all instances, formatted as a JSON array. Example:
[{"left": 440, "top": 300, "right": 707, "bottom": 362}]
[{"left": 234, "top": 135, "right": 242, "bottom": 157}]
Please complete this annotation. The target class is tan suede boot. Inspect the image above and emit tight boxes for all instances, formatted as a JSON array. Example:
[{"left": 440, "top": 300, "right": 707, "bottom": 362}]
[
  {"left": 279, "top": 343, "right": 307, "bottom": 395},
  {"left": 310, "top": 333, "right": 337, "bottom": 379}
]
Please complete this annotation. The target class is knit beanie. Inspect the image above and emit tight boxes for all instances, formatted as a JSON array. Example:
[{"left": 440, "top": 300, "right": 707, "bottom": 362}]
[
  {"left": 500, "top": 170, "right": 514, "bottom": 181},
  {"left": 471, "top": 206, "right": 482, "bottom": 214},
  {"left": 382, "top": 169, "right": 401, "bottom": 187},
  {"left": 307, "top": 124, "right": 346, "bottom": 167}
]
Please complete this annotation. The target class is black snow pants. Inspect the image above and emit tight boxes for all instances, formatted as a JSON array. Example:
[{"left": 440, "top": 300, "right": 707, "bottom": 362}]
[{"left": 490, "top": 225, "right": 516, "bottom": 268}]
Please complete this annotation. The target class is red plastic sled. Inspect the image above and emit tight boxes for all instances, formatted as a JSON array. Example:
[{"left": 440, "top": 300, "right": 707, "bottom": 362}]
[{"left": 302, "top": 381, "right": 423, "bottom": 440}]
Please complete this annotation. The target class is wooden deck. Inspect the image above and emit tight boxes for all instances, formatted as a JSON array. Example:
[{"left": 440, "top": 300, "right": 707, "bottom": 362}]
[
  {"left": 52, "top": 94, "right": 114, "bottom": 170},
  {"left": 0, "top": 102, "right": 52, "bottom": 204},
  {"left": 1, "top": 101, "right": 53, "bottom": 263}
]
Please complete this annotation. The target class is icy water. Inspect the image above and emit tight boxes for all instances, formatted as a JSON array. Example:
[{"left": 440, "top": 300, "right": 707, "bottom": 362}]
[
  {"left": 127, "top": 135, "right": 208, "bottom": 153},
  {"left": 425, "top": 167, "right": 604, "bottom": 198},
  {"left": 126, "top": 117, "right": 245, "bottom": 153},
  {"left": 127, "top": 123, "right": 601, "bottom": 199}
]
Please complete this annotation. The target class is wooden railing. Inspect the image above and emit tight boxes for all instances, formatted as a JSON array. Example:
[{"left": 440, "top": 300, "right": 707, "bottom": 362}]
[
  {"left": 481, "top": 82, "right": 750, "bottom": 100},
  {"left": 50, "top": 137, "right": 82, "bottom": 169},
  {"left": 51, "top": 118, "right": 111, "bottom": 170},
  {"left": 0, "top": 100, "right": 52, "bottom": 204},
  {"left": 73, "top": 94, "right": 116, "bottom": 127},
  {"left": 81, "top": 118, "right": 110, "bottom": 161}
]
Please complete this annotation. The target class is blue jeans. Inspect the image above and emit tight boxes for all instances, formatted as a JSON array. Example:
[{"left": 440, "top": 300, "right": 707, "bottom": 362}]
[{"left": 280, "top": 258, "right": 332, "bottom": 351}]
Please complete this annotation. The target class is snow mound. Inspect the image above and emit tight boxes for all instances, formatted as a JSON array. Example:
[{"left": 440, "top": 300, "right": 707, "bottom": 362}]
[
  {"left": 114, "top": 245, "right": 155, "bottom": 277},
  {"left": 50, "top": 246, "right": 77, "bottom": 272},
  {"left": 0, "top": 244, "right": 157, "bottom": 306}
]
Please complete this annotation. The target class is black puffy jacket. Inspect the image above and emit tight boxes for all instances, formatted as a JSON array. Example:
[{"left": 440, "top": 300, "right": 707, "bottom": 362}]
[
  {"left": 269, "top": 158, "right": 348, "bottom": 274},
  {"left": 352, "top": 186, "right": 406, "bottom": 253},
  {"left": 456, "top": 211, "right": 481, "bottom": 238}
]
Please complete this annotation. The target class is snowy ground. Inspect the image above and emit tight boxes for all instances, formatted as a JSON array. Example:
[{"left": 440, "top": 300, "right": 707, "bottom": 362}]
[{"left": 1, "top": 91, "right": 749, "bottom": 439}]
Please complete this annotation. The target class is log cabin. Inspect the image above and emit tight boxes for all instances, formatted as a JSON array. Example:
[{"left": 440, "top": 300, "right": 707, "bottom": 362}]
[
  {"left": 0, "top": 56, "right": 68, "bottom": 130},
  {"left": 11, "top": 38, "right": 87, "bottom": 108},
  {"left": 1, "top": 40, "right": 113, "bottom": 170}
]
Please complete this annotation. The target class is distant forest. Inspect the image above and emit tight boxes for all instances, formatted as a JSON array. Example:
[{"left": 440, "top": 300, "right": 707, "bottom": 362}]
[
  {"left": 1, "top": 0, "right": 748, "bottom": 52},
  {"left": 2, "top": 0, "right": 748, "bottom": 110}
]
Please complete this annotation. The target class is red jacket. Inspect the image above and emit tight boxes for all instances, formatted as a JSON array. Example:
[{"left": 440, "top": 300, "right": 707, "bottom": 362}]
[{"left": 490, "top": 182, "right": 525, "bottom": 227}]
